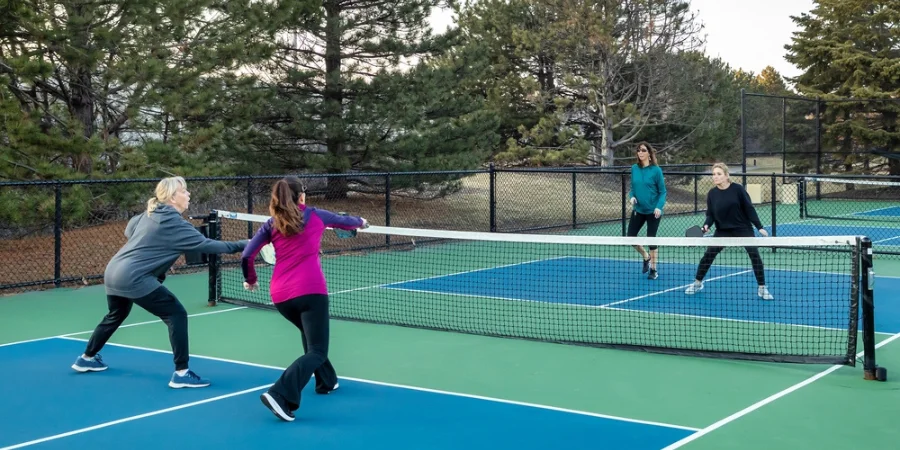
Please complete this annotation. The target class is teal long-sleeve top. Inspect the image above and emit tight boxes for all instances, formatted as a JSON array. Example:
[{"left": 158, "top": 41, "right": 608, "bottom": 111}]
[{"left": 628, "top": 164, "right": 667, "bottom": 215}]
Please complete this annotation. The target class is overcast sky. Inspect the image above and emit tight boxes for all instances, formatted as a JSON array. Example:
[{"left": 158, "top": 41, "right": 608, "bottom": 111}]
[{"left": 428, "top": 0, "right": 818, "bottom": 79}]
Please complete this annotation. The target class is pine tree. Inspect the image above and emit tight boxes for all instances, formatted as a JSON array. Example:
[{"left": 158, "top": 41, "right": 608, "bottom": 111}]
[
  {"left": 246, "top": 0, "right": 467, "bottom": 198},
  {"left": 453, "top": 0, "right": 705, "bottom": 167},
  {"left": 0, "top": 0, "right": 287, "bottom": 179},
  {"left": 785, "top": 0, "right": 900, "bottom": 175}
]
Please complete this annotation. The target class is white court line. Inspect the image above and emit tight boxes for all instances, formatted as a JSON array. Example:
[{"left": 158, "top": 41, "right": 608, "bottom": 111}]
[
  {"left": 59, "top": 306, "right": 248, "bottom": 337},
  {"left": 0, "top": 337, "right": 60, "bottom": 349},
  {"left": 660, "top": 331, "right": 900, "bottom": 450},
  {"left": 54, "top": 336, "right": 700, "bottom": 433},
  {"left": 0, "top": 384, "right": 271, "bottom": 450},
  {"left": 599, "top": 270, "right": 751, "bottom": 308},
  {"left": 873, "top": 235, "right": 900, "bottom": 244}
]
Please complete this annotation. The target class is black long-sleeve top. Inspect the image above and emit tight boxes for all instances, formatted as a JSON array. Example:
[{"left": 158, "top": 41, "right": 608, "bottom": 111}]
[{"left": 703, "top": 183, "right": 764, "bottom": 232}]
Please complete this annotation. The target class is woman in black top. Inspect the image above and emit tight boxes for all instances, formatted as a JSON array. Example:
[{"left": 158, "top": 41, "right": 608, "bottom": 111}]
[{"left": 685, "top": 163, "right": 773, "bottom": 300}]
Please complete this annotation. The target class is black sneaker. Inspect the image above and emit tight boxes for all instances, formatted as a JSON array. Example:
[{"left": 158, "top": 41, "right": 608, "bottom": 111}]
[
  {"left": 316, "top": 382, "right": 340, "bottom": 395},
  {"left": 642, "top": 258, "right": 650, "bottom": 273},
  {"left": 648, "top": 269, "right": 658, "bottom": 280},
  {"left": 261, "top": 391, "right": 295, "bottom": 422}
]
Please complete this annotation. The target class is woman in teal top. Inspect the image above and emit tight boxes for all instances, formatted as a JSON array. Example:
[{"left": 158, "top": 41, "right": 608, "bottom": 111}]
[{"left": 627, "top": 142, "right": 666, "bottom": 279}]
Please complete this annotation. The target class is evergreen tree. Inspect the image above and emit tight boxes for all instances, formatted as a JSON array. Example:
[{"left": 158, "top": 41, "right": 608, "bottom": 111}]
[
  {"left": 245, "top": 0, "right": 477, "bottom": 198},
  {"left": 785, "top": 0, "right": 900, "bottom": 175},
  {"left": 0, "top": 0, "right": 288, "bottom": 180}
]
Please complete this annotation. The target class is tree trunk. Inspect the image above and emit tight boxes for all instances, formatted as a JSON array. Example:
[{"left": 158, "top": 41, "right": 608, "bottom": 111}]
[
  {"left": 323, "top": 0, "right": 347, "bottom": 199},
  {"left": 66, "top": 3, "right": 95, "bottom": 174}
]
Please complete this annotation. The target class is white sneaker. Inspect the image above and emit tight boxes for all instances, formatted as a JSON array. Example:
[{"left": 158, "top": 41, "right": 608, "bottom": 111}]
[
  {"left": 685, "top": 281, "right": 703, "bottom": 295},
  {"left": 758, "top": 285, "right": 774, "bottom": 300}
]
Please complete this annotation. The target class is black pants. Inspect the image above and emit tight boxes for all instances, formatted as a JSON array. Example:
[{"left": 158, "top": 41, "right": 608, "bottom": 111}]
[
  {"left": 84, "top": 286, "right": 190, "bottom": 370},
  {"left": 694, "top": 228, "right": 766, "bottom": 285},
  {"left": 627, "top": 211, "right": 661, "bottom": 250},
  {"left": 269, "top": 294, "right": 336, "bottom": 411}
]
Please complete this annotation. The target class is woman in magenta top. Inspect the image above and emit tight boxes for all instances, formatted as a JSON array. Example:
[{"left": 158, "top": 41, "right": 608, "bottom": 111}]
[{"left": 241, "top": 176, "right": 367, "bottom": 422}]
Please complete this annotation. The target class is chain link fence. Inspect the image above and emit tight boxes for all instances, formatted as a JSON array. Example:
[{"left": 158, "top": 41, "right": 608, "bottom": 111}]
[{"left": 3, "top": 164, "right": 899, "bottom": 297}]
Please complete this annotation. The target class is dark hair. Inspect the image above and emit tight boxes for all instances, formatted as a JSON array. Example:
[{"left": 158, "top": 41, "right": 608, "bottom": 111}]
[
  {"left": 269, "top": 176, "right": 306, "bottom": 236},
  {"left": 635, "top": 141, "right": 658, "bottom": 167}
]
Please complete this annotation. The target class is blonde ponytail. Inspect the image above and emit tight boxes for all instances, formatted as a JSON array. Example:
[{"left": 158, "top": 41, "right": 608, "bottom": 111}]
[
  {"left": 147, "top": 176, "right": 187, "bottom": 215},
  {"left": 147, "top": 198, "right": 161, "bottom": 215}
]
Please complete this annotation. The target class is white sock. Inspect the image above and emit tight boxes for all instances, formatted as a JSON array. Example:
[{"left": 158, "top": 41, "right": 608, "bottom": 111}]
[
  {"left": 176, "top": 369, "right": 189, "bottom": 376},
  {"left": 81, "top": 354, "right": 94, "bottom": 361}
]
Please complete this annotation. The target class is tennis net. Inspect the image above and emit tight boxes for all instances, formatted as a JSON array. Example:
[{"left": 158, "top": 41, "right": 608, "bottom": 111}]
[{"left": 205, "top": 210, "right": 877, "bottom": 371}]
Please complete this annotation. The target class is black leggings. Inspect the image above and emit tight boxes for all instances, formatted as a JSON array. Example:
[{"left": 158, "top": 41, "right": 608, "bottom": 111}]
[
  {"left": 627, "top": 211, "right": 661, "bottom": 250},
  {"left": 694, "top": 228, "right": 766, "bottom": 285},
  {"left": 269, "top": 294, "right": 336, "bottom": 411},
  {"left": 84, "top": 286, "right": 190, "bottom": 370}
]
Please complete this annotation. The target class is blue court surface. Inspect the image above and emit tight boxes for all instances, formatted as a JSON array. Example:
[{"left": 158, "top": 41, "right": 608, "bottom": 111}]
[
  {"left": 769, "top": 223, "right": 900, "bottom": 244},
  {"left": 0, "top": 337, "right": 695, "bottom": 450},
  {"left": 384, "top": 257, "right": 900, "bottom": 334}
]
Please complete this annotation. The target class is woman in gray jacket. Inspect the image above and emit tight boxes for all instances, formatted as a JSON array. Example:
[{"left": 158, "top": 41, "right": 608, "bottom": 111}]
[{"left": 72, "top": 176, "right": 247, "bottom": 388}]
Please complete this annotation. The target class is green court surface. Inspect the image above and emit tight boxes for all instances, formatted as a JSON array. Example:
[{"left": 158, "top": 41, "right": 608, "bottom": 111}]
[{"left": 2, "top": 203, "right": 899, "bottom": 449}]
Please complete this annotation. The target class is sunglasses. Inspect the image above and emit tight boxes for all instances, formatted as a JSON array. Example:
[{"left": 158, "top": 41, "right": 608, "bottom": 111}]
[{"left": 637, "top": 148, "right": 649, "bottom": 153}]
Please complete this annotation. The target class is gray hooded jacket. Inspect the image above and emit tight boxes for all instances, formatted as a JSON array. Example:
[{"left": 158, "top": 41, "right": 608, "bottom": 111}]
[{"left": 104, "top": 204, "right": 247, "bottom": 298}]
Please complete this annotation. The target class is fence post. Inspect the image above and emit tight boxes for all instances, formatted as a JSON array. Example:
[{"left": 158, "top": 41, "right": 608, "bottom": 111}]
[
  {"left": 246, "top": 176, "right": 253, "bottom": 239},
  {"left": 770, "top": 173, "right": 777, "bottom": 237},
  {"left": 571, "top": 171, "right": 577, "bottom": 229},
  {"left": 740, "top": 88, "right": 747, "bottom": 186},
  {"left": 620, "top": 172, "right": 627, "bottom": 236},
  {"left": 489, "top": 163, "right": 496, "bottom": 232},
  {"left": 781, "top": 98, "right": 787, "bottom": 180},
  {"left": 385, "top": 173, "right": 391, "bottom": 247},
  {"left": 693, "top": 174, "right": 698, "bottom": 215},
  {"left": 815, "top": 97, "right": 822, "bottom": 200},
  {"left": 54, "top": 183, "right": 62, "bottom": 288}
]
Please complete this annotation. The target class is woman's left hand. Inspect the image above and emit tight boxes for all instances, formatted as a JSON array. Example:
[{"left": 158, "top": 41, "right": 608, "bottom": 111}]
[
  {"left": 758, "top": 228, "right": 769, "bottom": 237},
  {"left": 654, "top": 208, "right": 661, "bottom": 219}
]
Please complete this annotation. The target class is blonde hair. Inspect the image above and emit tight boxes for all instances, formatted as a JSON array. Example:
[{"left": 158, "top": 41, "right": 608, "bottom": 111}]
[
  {"left": 147, "top": 176, "right": 187, "bottom": 215},
  {"left": 711, "top": 163, "right": 730, "bottom": 176}
]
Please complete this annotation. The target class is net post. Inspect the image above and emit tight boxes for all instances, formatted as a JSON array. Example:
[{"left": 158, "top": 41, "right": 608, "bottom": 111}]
[
  {"left": 207, "top": 210, "right": 220, "bottom": 307},
  {"left": 860, "top": 237, "right": 878, "bottom": 380}
]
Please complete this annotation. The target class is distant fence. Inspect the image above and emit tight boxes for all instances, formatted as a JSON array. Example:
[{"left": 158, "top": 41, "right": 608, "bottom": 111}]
[
  {"left": 740, "top": 89, "right": 900, "bottom": 178},
  {"left": 3, "top": 162, "right": 899, "bottom": 295}
]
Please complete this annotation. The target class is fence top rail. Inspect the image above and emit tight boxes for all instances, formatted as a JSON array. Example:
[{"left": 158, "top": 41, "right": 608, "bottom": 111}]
[
  {"left": 3, "top": 167, "right": 900, "bottom": 187},
  {"left": 743, "top": 90, "right": 900, "bottom": 104},
  {"left": 0, "top": 169, "right": 491, "bottom": 187}
]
